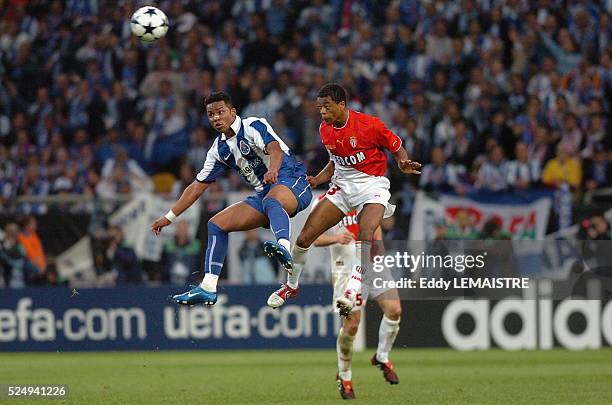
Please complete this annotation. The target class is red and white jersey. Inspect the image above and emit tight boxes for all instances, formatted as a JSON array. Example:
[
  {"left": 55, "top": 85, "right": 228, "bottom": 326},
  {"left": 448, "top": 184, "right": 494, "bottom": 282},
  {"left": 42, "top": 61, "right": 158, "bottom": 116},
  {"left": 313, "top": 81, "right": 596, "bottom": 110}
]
[
  {"left": 320, "top": 110, "right": 402, "bottom": 187},
  {"left": 314, "top": 194, "right": 359, "bottom": 274}
]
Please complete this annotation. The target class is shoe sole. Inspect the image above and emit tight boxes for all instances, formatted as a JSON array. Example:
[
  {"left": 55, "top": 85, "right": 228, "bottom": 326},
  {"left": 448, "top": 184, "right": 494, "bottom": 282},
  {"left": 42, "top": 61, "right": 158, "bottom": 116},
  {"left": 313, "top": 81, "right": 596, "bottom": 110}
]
[
  {"left": 174, "top": 297, "right": 216, "bottom": 306},
  {"left": 267, "top": 294, "right": 284, "bottom": 309},
  {"left": 336, "top": 297, "right": 353, "bottom": 317},
  {"left": 263, "top": 244, "right": 293, "bottom": 272}
]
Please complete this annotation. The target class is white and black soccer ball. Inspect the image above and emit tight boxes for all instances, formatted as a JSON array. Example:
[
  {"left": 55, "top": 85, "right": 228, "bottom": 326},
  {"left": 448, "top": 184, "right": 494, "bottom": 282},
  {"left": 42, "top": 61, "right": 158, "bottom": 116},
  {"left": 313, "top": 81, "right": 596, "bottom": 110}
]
[{"left": 130, "top": 6, "right": 169, "bottom": 43}]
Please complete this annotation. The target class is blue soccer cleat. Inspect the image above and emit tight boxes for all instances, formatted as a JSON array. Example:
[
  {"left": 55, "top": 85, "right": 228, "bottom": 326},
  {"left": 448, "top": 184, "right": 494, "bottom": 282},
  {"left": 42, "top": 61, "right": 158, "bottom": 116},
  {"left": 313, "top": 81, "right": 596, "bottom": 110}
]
[
  {"left": 172, "top": 285, "right": 217, "bottom": 306},
  {"left": 263, "top": 241, "right": 293, "bottom": 272}
]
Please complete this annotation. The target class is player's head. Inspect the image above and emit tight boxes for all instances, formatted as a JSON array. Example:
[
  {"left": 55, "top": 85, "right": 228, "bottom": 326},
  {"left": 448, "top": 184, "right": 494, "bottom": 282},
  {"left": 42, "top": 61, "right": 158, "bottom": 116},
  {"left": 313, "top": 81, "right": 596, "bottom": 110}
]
[
  {"left": 205, "top": 92, "right": 237, "bottom": 134},
  {"left": 316, "top": 83, "right": 348, "bottom": 124}
]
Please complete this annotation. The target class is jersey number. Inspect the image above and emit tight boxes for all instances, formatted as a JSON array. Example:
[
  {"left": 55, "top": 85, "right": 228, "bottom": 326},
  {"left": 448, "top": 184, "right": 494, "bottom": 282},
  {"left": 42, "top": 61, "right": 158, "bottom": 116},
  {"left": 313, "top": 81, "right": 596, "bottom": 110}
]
[
  {"left": 327, "top": 185, "right": 341, "bottom": 196},
  {"left": 355, "top": 293, "right": 363, "bottom": 307}
]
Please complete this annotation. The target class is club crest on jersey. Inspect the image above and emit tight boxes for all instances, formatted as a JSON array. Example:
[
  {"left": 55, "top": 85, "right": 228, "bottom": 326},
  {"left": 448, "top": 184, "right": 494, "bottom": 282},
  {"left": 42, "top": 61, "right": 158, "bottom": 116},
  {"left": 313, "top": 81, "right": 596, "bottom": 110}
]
[
  {"left": 349, "top": 136, "right": 357, "bottom": 148},
  {"left": 239, "top": 139, "right": 251, "bottom": 155}
]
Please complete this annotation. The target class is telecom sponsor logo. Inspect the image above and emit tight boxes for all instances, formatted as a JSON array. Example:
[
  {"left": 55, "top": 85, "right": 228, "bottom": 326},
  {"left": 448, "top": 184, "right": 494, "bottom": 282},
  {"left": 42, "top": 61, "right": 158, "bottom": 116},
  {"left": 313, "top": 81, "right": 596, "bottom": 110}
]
[{"left": 0, "top": 296, "right": 339, "bottom": 344}]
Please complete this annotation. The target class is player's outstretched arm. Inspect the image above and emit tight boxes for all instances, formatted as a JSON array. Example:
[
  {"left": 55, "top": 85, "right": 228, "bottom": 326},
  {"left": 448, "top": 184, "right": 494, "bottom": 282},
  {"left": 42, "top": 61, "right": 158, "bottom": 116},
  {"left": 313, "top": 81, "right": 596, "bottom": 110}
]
[
  {"left": 313, "top": 231, "right": 354, "bottom": 247},
  {"left": 308, "top": 160, "right": 335, "bottom": 188},
  {"left": 392, "top": 146, "right": 421, "bottom": 175},
  {"left": 151, "top": 181, "right": 209, "bottom": 235}
]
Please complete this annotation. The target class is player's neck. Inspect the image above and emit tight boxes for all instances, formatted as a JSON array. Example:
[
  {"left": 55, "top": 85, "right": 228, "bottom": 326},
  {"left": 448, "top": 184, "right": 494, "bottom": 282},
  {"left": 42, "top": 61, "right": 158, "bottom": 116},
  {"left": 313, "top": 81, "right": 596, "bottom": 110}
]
[{"left": 333, "top": 110, "right": 349, "bottom": 129}]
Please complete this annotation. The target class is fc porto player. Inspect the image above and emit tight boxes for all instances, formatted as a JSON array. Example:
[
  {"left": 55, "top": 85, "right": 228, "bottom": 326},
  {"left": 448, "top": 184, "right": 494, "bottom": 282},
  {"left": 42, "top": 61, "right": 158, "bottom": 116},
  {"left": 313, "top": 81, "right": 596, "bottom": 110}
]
[
  {"left": 311, "top": 194, "right": 401, "bottom": 399},
  {"left": 267, "top": 83, "right": 420, "bottom": 314},
  {"left": 151, "top": 92, "right": 312, "bottom": 305}
]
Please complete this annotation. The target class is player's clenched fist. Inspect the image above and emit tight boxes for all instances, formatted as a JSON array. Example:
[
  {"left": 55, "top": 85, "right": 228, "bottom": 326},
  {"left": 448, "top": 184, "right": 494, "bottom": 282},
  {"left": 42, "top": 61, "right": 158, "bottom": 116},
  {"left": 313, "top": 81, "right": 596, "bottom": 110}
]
[
  {"left": 398, "top": 159, "right": 421, "bottom": 175},
  {"left": 263, "top": 169, "right": 278, "bottom": 184},
  {"left": 151, "top": 216, "right": 171, "bottom": 235},
  {"left": 307, "top": 175, "right": 318, "bottom": 188}
]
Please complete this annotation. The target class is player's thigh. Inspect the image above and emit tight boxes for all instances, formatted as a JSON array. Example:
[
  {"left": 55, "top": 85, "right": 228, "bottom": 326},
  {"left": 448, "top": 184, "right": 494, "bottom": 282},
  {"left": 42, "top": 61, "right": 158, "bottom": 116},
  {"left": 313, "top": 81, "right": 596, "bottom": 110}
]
[
  {"left": 264, "top": 184, "right": 298, "bottom": 215},
  {"left": 357, "top": 203, "right": 386, "bottom": 241},
  {"left": 374, "top": 288, "right": 402, "bottom": 320},
  {"left": 210, "top": 201, "right": 269, "bottom": 232},
  {"left": 296, "top": 197, "right": 345, "bottom": 247}
]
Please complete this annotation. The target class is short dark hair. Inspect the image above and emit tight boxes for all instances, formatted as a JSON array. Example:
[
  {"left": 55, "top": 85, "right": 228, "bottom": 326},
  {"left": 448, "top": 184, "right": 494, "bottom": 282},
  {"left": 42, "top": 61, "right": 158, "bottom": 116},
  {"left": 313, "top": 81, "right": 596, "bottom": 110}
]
[
  {"left": 317, "top": 83, "right": 347, "bottom": 104},
  {"left": 205, "top": 91, "right": 234, "bottom": 108}
]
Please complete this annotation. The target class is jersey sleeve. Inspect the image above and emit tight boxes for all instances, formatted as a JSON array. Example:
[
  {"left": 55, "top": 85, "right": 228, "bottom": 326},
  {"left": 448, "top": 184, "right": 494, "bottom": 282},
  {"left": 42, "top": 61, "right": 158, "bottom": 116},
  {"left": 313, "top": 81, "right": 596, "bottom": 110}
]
[
  {"left": 248, "top": 118, "right": 280, "bottom": 153},
  {"left": 372, "top": 117, "right": 402, "bottom": 153},
  {"left": 195, "top": 143, "right": 226, "bottom": 183}
]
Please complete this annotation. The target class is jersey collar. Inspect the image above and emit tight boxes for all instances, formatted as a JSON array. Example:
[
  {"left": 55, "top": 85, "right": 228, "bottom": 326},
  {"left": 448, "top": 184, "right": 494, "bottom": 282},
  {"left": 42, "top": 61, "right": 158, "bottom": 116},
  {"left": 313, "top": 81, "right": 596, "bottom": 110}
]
[{"left": 220, "top": 115, "right": 242, "bottom": 140}]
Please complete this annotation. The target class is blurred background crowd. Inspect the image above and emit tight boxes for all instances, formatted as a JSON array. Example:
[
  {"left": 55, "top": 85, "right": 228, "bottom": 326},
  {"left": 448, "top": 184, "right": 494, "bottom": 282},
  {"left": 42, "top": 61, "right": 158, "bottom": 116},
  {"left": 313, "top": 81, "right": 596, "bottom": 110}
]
[{"left": 0, "top": 0, "right": 610, "bottom": 287}]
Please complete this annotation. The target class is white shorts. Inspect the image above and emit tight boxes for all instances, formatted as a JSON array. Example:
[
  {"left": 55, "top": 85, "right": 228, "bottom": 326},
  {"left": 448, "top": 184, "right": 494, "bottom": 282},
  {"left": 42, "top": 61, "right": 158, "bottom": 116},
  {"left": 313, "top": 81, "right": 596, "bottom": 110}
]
[
  {"left": 331, "top": 267, "right": 393, "bottom": 313},
  {"left": 325, "top": 176, "right": 395, "bottom": 218}
]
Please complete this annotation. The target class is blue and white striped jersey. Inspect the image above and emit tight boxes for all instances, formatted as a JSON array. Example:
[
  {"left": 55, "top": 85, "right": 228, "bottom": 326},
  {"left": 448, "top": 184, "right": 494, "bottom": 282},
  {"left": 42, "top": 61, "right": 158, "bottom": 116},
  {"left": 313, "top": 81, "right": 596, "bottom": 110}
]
[{"left": 196, "top": 115, "right": 292, "bottom": 192}]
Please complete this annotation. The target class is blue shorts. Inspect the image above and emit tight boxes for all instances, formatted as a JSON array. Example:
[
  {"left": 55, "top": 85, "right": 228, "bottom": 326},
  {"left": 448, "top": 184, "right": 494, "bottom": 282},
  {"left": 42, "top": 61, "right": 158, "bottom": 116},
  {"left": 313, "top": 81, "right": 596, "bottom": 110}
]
[{"left": 244, "top": 156, "right": 312, "bottom": 219}]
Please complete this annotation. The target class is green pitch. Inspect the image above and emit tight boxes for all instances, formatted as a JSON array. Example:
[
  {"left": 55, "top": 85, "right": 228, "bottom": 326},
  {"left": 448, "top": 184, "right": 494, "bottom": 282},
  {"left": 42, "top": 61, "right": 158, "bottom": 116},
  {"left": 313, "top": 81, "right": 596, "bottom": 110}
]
[{"left": 2, "top": 348, "right": 612, "bottom": 404}]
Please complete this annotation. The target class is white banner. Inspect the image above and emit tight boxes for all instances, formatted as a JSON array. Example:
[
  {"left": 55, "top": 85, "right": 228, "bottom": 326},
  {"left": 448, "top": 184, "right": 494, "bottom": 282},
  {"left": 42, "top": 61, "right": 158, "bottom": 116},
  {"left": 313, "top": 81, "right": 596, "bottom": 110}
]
[
  {"left": 227, "top": 192, "right": 331, "bottom": 284},
  {"left": 409, "top": 191, "right": 552, "bottom": 240},
  {"left": 109, "top": 193, "right": 201, "bottom": 262},
  {"left": 56, "top": 236, "right": 97, "bottom": 285}
]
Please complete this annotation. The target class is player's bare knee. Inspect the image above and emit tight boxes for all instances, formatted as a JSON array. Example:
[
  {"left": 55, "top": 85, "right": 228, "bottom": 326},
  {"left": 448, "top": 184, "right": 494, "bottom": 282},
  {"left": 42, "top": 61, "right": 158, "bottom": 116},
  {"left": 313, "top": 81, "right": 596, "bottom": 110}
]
[
  {"left": 343, "top": 317, "right": 360, "bottom": 336},
  {"left": 384, "top": 304, "right": 402, "bottom": 321}
]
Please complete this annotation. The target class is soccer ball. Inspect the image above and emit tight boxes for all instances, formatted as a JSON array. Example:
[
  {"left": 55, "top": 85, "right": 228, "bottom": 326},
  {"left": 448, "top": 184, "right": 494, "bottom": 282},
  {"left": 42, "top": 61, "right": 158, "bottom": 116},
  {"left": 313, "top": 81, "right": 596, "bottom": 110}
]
[{"left": 130, "top": 6, "right": 169, "bottom": 43}]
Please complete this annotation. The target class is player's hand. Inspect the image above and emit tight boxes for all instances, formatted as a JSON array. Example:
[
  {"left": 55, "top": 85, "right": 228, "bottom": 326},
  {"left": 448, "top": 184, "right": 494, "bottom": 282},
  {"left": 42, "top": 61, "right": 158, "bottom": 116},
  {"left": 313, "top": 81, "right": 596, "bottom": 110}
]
[
  {"left": 264, "top": 169, "right": 278, "bottom": 184},
  {"left": 307, "top": 175, "right": 318, "bottom": 188},
  {"left": 336, "top": 232, "right": 354, "bottom": 245},
  {"left": 151, "top": 216, "right": 171, "bottom": 235},
  {"left": 398, "top": 159, "right": 421, "bottom": 175}
]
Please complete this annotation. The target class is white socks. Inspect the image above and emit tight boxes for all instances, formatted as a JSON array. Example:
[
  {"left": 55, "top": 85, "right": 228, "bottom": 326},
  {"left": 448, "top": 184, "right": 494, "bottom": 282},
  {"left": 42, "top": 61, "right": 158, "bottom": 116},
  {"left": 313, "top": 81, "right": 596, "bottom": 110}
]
[
  {"left": 376, "top": 315, "right": 400, "bottom": 364},
  {"left": 200, "top": 273, "right": 219, "bottom": 292},
  {"left": 346, "top": 241, "right": 371, "bottom": 293},
  {"left": 337, "top": 327, "right": 356, "bottom": 380},
  {"left": 287, "top": 244, "right": 308, "bottom": 289},
  {"left": 278, "top": 238, "right": 291, "bottom": 253}
]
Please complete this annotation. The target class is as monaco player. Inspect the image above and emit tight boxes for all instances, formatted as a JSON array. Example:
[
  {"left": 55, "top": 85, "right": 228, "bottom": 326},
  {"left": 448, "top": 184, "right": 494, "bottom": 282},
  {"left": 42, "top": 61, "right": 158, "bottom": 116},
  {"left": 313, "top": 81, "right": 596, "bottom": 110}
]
[
  {"left": 267, "top": 83, "right": 420, "bottom": 311},
  {"left": 312, "top": 194, "right": 401, "bottom": 399}
]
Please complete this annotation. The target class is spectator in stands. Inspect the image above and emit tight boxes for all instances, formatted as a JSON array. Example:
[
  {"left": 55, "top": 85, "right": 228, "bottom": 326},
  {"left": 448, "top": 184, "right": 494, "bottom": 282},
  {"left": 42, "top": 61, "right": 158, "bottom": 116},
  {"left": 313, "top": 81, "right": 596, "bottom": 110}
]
[
  {"left": 171, "top": 163, "right": 192, "bottom": 199},
  {"left": 583, "top": 143, "right": 611, "bottom": 191},
  {"left": 101, "top": 147, "right": 152, "bottom": 194},
  {"left": 161, "top": 220, "right": 200, "bottom": 285},
  {"left": 475, "top": 145, "right": 509, "bottom": 192},
  {"left": 507, "top": 142, "right": 541, "bottom": 189},
  {"left": 0, "top": 222, "right": 41, "bottom": 288},
  {"left": 107, "top": 225, "right": 142, "bottom": 285},
  {"left": 542, "top": 142, "right": 583, "bottom": 190},
  {"left": 446, "top": 209, "right": 478, "bottom": 240},
  {"left": 239, "top": 229, "right": 277, "bottom": 284},
  {"left": 419, "top": 147, "right": 459, "bottom": 193},
  {"left": 17, "top": 215, "right": 46, "bottom": 274}
]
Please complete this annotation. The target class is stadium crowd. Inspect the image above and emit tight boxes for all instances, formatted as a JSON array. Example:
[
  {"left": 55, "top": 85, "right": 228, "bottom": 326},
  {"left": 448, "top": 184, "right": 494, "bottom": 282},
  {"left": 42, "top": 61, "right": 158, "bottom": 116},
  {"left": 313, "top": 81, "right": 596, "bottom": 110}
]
[{"left": 0, "top": 0, "right": 611, "bottom": 286}]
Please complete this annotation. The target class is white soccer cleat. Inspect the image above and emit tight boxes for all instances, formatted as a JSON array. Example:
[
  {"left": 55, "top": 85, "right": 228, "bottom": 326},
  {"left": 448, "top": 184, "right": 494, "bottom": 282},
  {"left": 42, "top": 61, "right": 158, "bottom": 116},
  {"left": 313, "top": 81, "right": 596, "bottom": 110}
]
[
  {"left": 336, "top": 289, "right": 357, "bottom": 317},
  {"left": 267, "top": 284, "right": 299, "bottom": 308}
]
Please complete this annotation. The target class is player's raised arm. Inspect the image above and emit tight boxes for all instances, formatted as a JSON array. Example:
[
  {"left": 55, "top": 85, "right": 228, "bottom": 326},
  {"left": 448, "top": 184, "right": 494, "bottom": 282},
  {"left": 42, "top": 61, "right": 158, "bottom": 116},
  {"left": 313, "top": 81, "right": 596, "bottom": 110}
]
[
  {"left": 152, "top": 142, "right": 226, "bottom": 235},
  {"left": 151, "top": 181, "right": 209, "bottom": 235},
  {"left": 372, "top": 117, "right": 421, "bottom": 175},
  {"left": 308, "top": 159, "right": 336, "bottom": 188},
  {"left": 392, "top": 146, "right": 421, "bottom": 175}
]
